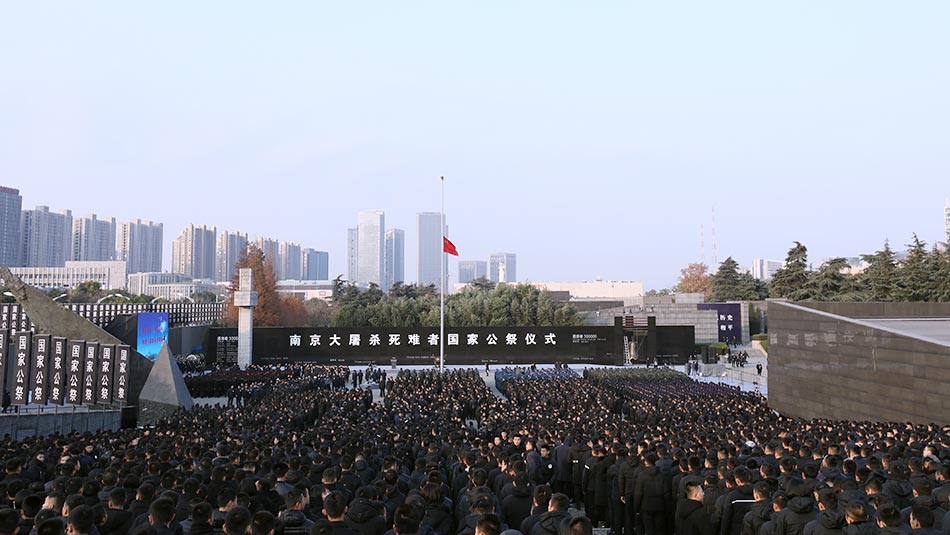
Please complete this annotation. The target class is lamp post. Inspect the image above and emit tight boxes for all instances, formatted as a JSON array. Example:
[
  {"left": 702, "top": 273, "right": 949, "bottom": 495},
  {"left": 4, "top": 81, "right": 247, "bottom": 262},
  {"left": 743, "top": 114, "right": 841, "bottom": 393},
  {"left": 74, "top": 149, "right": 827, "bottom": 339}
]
[
  {"left": 96, "top": 293, "right": 129, "bottom": 305},
  {"left": 52, "top": 294, "right": 67, "bottom": 302}
]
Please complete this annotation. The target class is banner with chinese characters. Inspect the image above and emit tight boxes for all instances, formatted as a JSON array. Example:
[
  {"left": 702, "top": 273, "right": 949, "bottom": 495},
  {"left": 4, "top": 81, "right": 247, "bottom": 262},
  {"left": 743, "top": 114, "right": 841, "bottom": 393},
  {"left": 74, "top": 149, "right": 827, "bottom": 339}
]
[
  {"left": 0, "top": 331, "right": 6, "bottom": 402},
  {"left": 207, "top": 326, "right": 623, "bottom": 366},
  {"left": 66, "top": 340, "right": 85, "bottom": 405},
  {"left": 82, "top": 342, "right": 99, "bottom": 404},
  {"left": 30, "top": 334, "right": 50, "bottom": 404},
  {"left": 11, "top": 332, "right": 31, "bottom": 405},
  {"left": 96, "top": 344, "right": 114, "bottom": 403},
  {"left": 49, "top": 337, "right": 67, "bottom": 405},
  {"left": 113, "top": 345, "right": 130, "bottom": 403},
  {"left": 697, "top": 303, "right": 742, "bottom": 343}
]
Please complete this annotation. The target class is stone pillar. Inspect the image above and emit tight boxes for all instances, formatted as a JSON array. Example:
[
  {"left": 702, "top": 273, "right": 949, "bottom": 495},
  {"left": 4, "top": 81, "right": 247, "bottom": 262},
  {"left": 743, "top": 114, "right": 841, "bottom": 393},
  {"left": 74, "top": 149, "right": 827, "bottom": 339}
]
[{"left": 233, "top": 268, "right": 258, "bottom": 370}]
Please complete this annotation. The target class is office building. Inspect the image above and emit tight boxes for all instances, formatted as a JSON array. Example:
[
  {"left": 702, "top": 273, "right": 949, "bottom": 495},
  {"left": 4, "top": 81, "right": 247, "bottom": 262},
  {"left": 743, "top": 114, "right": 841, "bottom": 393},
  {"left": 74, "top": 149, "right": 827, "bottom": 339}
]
[
  {"left": 945, "top": 198, "right": 949, "bottom": 245},
  {"left": 385, "top": 229, "right": 405, "bottom": 289},
  {"left": 118, "top": 219, "right": 163, "bottom": 274},
  {"left": 357, "top": 210, "right": 385, "bottom": 287},
  {"left": 751, "top": 259, "right": 784, "bottom": 281},
  {"left": 128, "top": 272, "right": 191, "bottom": 296},
  {"left": 9, "top": 261, "right": 127, "bottom": 291},
  {"left": 279, "top": 241, "right": 302, "bottom": 281},
  {"left": 0, "top": 187, "right": 22, "bottom": 267},
  {"left": 172, "top": 224, "right": 217, "bottom": 279},
  {"left": 302, "top": 248, "right": 329, "bottom": 280},
  {"left": 347, "top": 228, "right": 358, "bottom": 283},
  {"left": 256, "top": 237, "right": 280, "bottom": 272},
  {"left": 71, "top": 214, "right": 117, "bottom": 262},
  {"left": 215, "top": 230, "right": 247, "bottom": 282},
  {"left": 417, "top": 212, "right": 447, "bottom": 288},
  {"left": 489, "top": 253, "right": 517, "bottom": 283},
  {"left": 458, "top": 260, "right": 487, "bottom": 284},
  {"left": 20, "top": 206, "right": 73, "bottom": 267}
]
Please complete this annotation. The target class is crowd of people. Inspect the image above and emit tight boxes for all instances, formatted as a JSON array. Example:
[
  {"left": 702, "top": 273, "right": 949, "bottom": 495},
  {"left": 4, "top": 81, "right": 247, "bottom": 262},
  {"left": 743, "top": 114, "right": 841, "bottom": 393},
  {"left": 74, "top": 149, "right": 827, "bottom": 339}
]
[{"left": 0, "top": 363, "right": 949, "bottom": 535}]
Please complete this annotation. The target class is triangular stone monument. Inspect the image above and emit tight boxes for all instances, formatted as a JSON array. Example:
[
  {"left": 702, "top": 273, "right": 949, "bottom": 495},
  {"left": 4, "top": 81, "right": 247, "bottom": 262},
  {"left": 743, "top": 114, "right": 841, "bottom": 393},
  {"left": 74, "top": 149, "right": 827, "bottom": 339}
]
[{"left": 138, "top": 342, "right": 194, "bottom": 424}]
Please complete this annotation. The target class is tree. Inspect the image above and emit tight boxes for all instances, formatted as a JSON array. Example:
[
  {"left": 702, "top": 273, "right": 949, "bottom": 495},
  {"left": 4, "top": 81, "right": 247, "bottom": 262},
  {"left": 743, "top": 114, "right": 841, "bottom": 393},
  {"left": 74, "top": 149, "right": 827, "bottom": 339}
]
[
  {"left": 770, "top": 242, "right": 811, "bottom": 300},
  {"left": 225, "top": 244, "right": 281, "bottom": 326},
  {"left": 279, "top": 296, "right": 308, "bottom": 327},
  {"left": 675, "top": 263, "right": 711, "bottom": 297},
  {"left": 191, "top": 291, "right": 220, "bottom": 303},
  {"left": 644, "top": 288, "right": 672, "bottom": 297},
  {"left": 69, "top": 280, "right": 104, "bottom": 303},
  {"left": 860, "top": 240, "right": 898, "bottom": 301},
  {"left": 807, "top": 258, "right": 855, "bottom": 301},
  {"left": 895, "top": 234, "right": 931, "bottom": 301},
  {"left": 709, "top": 257, "right": 758, "bottom": 302},
  {"left": 304, "top": 298, "right": 333, "bottom": 327}
]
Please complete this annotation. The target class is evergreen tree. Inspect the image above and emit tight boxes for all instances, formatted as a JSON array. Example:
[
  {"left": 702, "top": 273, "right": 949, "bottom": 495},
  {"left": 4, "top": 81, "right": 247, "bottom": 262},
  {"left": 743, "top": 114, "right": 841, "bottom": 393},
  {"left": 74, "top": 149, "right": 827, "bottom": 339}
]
[
  {"left": 860, "top": 240, "right": 898, "bottom": 301},
  {"left": 895, "top": 234, "right": 931, "bottom": 301},
  {"left": 709, "top": 257, "right": 757, "bottom": 301},
  {"left": 770, "top": 242, "right": 811, "bottom": 300}
]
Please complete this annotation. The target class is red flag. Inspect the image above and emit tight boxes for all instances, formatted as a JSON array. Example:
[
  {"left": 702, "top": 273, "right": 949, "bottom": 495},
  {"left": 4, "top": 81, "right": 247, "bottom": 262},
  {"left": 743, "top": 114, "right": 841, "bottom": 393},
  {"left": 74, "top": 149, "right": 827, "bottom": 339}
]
[{"left": 443, "top": 236, "right": 459, "bottom": 256}]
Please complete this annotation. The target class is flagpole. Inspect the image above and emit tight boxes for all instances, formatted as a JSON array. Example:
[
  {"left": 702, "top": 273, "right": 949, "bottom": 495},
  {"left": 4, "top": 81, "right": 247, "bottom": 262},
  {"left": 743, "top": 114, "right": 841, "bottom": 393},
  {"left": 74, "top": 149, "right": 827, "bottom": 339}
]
[{"left": 440, "top": 176, "right": 445, "bottom": 373}]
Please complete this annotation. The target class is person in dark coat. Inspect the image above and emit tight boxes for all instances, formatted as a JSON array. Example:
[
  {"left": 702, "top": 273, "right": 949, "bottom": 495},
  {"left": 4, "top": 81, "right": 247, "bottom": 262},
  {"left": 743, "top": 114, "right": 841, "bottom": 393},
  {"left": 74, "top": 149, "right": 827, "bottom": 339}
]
[
  {"left": 909, "top": 506, "right": 941, "bottom": 535},
  {"left": 720, "top": 467, "right": 756, "bottom": 535},
  {"left": 676, "top": 482, "right": 714, "bottom": 535},
  {"left": 772, "top": 481, "right": 817, "bottom": 535},
  {"left": 278, "top": 489, "right": 314, "bottom": 535},
  {"left": 344, "top": 487, "right": 387, "bottom": 535},
  {"left": 803, "top": 490, "right": 845, "bottom": 535},
  {"left": 741, "top": 482, "right": 773, "bottom": 535},
  {"left": 528, "top": 494, "right": 570, "bottom": 535},
  {"left": 323, "top": 492, "right": 361, "bottom": 535},
  {"left": 500, "top": 474, "right": 533, "bottom": 532},
  {"left": 553, "top": 437, "right": 573, "bottom": 499},
  {"left": 418, "top": 484, "right": 452, "bottom": 535},
  {"left": 519, "top": 486, "right": 552, "bottom": 535},
  {"left": 636, "top": 454, "right": 671, "bottom": 535},
  {"left": 871, "top": 503, "right": 902, "bottom": 535},
  {"left": 901, "top": 480, "right": 946, "bottom": 530},
  {"left": 102, "top": 489, "right": 134, "bottom": 535}
]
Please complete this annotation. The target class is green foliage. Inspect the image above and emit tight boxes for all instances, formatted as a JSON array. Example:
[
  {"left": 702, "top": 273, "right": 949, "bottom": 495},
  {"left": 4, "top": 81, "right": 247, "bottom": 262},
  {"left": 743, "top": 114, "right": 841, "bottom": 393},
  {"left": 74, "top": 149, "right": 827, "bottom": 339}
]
[
  {"left": 762, "top": 237, "right": 950, "bottom": 303},
  {"left": 860, "top": 240, "right": 898, "bottom": 301},
  {"left": 710, "top": 257, "right": 763, "bottom": 301},
  {"left": 770, "top": 242, "right": 811, "bottom": 300},
  {"left": 644, "top": 288, "right": 673, "bottom": 297},
  {"left": 329, "top": 282, "right": 581, "bottom": 327}
]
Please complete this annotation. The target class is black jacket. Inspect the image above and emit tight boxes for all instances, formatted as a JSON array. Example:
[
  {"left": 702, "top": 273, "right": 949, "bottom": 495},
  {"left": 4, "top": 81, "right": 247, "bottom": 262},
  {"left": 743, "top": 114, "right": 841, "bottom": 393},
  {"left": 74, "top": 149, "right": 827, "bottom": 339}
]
[
  {"left": 676, "top": 498, "right": 715, "bottom": 535},
  {"left": 530, "top": 511, "right": 571, "bottom": 535},
  {"left": 773, "top": 497, "right": 817, "bottom": 535},
  {"left": 803, "top": 510, "right": 846, "bottom": 535},
  {"left": 501, "top": 486, "right": 533, "bottom": 530},
  {"left": 345, "top": 498, "right": 387, "bottom": 535},
  {"left": 742, "top": 501, "right": 773, "bottom": 535},
  {"left": 721, "top": 484, "right": 756, "bottom": 535},
  {"left": 635, "top": 466, "right": 671, "bottom": 514}
]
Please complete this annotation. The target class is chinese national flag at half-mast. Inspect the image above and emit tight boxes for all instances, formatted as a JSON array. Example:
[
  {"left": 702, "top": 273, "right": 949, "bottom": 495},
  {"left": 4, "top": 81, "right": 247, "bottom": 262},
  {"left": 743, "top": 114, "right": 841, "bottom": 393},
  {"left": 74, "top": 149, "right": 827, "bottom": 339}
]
[{"left": 443, "top": 236, "right": 459, "bottom": 256}]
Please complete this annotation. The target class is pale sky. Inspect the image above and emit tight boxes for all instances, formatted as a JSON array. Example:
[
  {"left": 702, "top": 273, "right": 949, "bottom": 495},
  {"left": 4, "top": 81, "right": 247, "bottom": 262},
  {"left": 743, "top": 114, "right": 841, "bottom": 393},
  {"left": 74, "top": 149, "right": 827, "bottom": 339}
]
[{"left": 1, "top": 1, "right": 948, "bottom": 289}]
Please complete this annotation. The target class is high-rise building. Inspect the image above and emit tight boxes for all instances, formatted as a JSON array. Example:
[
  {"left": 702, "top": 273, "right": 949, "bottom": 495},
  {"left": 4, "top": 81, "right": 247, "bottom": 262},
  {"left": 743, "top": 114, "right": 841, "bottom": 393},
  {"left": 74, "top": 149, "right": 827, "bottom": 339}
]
[
  {"left": 417, "top": 212, "right": 447, "bottom": 288},
  {"left": 357, "top": 210, "right": 385, "bottom": 287},
  {"left": 751, "top": 259, "right": 784, "bottom": 281},
  {"left": 458, "top": 260, "right": 487, "bottom": 284},
  {"left": 385, "top": 229, "right": 405, "bottom": 290},
  {"left": 71, "top": 214, "right": 117, "bottom": 262},
  {"left": 489, "top": 253, "right": 517, "bottom": 283},
  {"left": 279, "top": 241, "right": 302, "bottom": 281},
  {"left": 0, "top": 186, "right": 22, "bottom": 267},
  {"left": 172, "top": 224, "right": 216, "bottom": 279},
  {"left": 20, "top": 206, "right": 73, "bottom": 267},
  {"left": 945, "top": 198, "right": 949, "bottom": 245},
  {"left": 256, "top": 237, "right": 281, "bottom": 272},
  {"left": 215, "top": 230, "right": 247, "bottom": 282},
  {"left": 118, "top": 219, "right": 163, "bottom": 274},
  {"left": 302, "top": 249, "right": 329, "bottom": 280},
  {"left": 347, "top": 228, "right": 359, "bottom": 283}
]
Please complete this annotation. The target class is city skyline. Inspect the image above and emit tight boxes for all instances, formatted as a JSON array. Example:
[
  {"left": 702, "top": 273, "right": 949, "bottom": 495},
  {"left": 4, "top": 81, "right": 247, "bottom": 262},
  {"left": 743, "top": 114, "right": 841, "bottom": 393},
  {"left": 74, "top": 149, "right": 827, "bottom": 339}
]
[{"left": 1, "top": 2, "right": 947, "bottom": 289}]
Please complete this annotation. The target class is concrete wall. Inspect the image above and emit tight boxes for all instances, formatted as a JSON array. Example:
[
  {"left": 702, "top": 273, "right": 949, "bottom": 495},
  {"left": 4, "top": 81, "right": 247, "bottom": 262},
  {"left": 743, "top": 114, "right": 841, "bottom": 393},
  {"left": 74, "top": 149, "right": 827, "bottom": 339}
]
[
  {"left": 0, "top": 409, "right": 121, "bottom": 441},
  {"left": 768, "top": 301, "right": 950, "bottom": 425}
]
